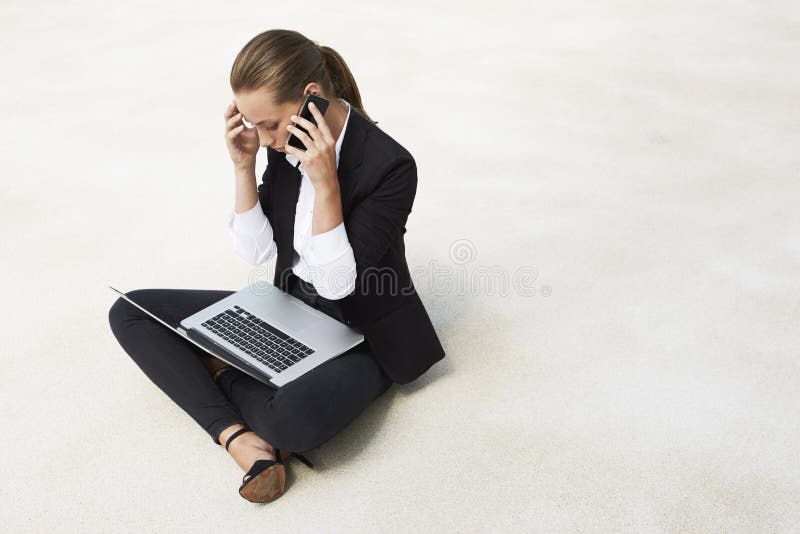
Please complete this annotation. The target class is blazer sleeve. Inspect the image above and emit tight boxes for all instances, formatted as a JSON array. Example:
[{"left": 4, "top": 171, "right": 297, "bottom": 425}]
[{"left": 345, "top": 155, "right": 418, "bottom": 270}]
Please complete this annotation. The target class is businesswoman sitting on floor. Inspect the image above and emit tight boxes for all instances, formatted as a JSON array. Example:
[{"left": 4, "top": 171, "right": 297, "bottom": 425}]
[{"left": 108, "top": 28, "right": 445, "bottom": 503}]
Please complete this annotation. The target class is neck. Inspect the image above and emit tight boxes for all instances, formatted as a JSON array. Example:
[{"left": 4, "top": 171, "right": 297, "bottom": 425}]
[{"left": 326, "top": 97, "right": 348, "bottom": 141}]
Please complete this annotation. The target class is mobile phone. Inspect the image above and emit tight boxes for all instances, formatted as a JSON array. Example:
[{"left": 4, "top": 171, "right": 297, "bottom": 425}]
[{"left": 287, "top": 94, "right": 330, "bottom": 151}]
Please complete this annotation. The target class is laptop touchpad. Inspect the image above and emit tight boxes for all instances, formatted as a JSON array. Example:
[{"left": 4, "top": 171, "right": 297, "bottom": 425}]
[{"left": 271, "top": 301, "right": 321, "bottom": 330}]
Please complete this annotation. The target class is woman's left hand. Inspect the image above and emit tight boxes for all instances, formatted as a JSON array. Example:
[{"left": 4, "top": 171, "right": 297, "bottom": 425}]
[{"left": 284, "top": 102, "right": 339, "bottom": 194}]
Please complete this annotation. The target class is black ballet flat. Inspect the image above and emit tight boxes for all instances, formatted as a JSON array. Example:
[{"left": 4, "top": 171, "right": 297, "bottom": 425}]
[{"left": 224, "top": 425, "right": 314, "bottom": 503}]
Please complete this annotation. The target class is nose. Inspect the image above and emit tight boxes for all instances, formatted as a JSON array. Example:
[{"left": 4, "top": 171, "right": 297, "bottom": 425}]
[{"left": 254, "top": 128, "right": 272, "bottom": 148}]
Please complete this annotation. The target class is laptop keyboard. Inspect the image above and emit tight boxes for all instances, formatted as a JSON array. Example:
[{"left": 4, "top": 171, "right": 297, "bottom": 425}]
[{"left": 201, "top": 305, "right": 315, "bottom": 373}]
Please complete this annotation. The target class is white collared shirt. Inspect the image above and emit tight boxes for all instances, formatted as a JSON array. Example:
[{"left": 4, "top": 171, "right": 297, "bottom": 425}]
[{"left": 226, "top": 97, "right": 357, "bottom": 300}]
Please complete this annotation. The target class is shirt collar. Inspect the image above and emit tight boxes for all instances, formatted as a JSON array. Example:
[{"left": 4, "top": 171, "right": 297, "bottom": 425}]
[{"left": 285, "top": 97, "right": 351, "bottom": 170}]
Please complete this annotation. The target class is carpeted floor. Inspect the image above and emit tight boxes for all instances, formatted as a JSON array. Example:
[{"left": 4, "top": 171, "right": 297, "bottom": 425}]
[{"left": 2, "top": 1, "right": 798, "bottom": 531}]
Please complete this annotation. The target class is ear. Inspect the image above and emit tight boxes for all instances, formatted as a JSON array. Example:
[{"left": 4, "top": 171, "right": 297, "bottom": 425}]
[{"left": 302, "top": 82, "right": 323, "bottom": 97}]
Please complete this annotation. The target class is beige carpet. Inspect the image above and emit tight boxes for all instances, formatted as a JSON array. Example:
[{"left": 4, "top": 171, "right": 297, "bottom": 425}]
[{"left": 2, "top": 0, "right": 798, "bottom": 531}]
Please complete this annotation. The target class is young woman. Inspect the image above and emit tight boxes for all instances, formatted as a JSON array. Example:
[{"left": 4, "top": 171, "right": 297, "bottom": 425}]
[{"left": 108, "top": 29, "right": 445, "bottom": 503}]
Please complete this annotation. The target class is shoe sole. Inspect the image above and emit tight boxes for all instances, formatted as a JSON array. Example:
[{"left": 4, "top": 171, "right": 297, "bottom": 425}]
[{"left": 239, "top": 464, "right": 286, "bottom": 503}]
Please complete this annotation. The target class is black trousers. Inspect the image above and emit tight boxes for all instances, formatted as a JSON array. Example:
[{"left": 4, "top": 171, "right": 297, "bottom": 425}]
[{"left": 107, "top": 273, "right": 392, "bottom": 452}]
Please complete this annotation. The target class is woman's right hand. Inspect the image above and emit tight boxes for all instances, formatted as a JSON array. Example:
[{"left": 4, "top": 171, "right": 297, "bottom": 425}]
[{"left": 224, "top": 99, "right": 259, "bottom": 168}]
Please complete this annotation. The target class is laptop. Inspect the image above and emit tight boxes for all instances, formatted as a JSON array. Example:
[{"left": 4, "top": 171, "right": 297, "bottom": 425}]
[{"left": 108, "top": 281, "right": 364, "bottom": 388}]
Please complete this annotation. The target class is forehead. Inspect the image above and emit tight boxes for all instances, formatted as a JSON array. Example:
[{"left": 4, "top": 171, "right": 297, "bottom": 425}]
[{"left": 236, "top": 88, "right": 282, "bottom": 123}]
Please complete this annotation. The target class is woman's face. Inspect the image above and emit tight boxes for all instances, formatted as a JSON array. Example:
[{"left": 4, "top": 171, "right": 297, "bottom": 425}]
[{"left": 235, "top": 86, "right": 304, "bottom": 153}]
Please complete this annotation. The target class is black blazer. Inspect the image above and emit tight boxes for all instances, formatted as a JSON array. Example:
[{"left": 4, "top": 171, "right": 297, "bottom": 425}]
[{"left": 256, "top": 107, "right": 445, "bottom": 384}]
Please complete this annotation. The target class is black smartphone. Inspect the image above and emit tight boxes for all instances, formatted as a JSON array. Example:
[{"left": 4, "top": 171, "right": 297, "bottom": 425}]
[{"left": 287, "top": 94, "right": 330, "bottom": 151}]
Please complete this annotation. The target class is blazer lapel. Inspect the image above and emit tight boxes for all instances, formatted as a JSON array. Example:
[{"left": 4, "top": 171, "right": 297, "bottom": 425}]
[
  {"left": 336, "top": 107, "right": 368, "bottom": 216},
  {"left": 274, "top": 152, "right": 302, "bottom": 223},
  {"left": 267, "top": 151, "right": 301, "bottom": 290}
]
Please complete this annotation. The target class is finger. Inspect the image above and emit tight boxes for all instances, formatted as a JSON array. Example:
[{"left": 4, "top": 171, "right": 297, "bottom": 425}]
[
  {"left": 226, "top": 112, "right": 243, "bottom": 130},
  {"left": 284, "top": 144, "right": 303, "bottom": 161},
  {"left": 289, "top": 114, "right": 320, "bottom": 144},
  {"left": 306, "top": 102, "right": 334, "bottom": 143},
  {"left": 287, "top": 124, "right": 312, "bottom": 148},
  {"left": 226, "top": 124, "right": 245, "bottom": 139},
  {"left": 224, "top": 101, "right": 237, "bottom": 119}
]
